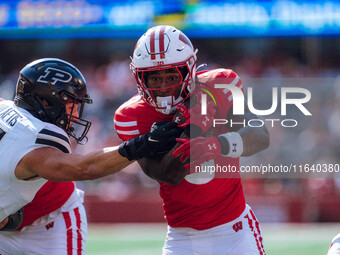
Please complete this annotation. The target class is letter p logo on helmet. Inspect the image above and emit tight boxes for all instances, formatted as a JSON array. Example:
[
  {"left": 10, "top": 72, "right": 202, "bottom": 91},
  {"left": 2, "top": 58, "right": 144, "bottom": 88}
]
[{"left": 37, "top": 67, "right": 73, "bottom": 85}]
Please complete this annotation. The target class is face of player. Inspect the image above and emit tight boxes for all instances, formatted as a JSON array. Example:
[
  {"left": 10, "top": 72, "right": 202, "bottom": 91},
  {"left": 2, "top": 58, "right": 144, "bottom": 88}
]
[
  {"left": 65, "top": 101, "right": 79, "bottom": 127},
  {"left": 146, "top": 68, "right": 183, "bottom": 99}
]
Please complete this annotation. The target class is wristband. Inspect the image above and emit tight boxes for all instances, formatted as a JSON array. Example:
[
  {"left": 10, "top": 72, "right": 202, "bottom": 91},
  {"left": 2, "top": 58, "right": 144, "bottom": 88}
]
[{"left": 217, "top": 132, "right": 243, "bottom": 158}]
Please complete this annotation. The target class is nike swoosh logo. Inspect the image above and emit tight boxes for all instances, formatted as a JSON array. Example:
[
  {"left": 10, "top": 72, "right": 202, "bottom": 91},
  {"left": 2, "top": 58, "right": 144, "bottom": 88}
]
[{"left": 148, "top": 137, "right": 160, "bottom": 142}]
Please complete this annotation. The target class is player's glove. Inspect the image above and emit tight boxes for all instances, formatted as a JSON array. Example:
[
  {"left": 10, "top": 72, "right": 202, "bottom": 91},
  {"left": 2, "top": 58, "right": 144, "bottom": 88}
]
[
  {"left": 0, "top": 208, "right": 24, "bottom": 231},
  {"left": 172, "top": 137, "right": 222, "bottom": 169},
  {"left": 176, "top": 92, "right": 216, "bottom": 137},
  {"left": 118, "top": 121, "right": 183, "bottom": 161},
  {"left": 172, "top": 132, "right": 244, "bottom": 169}
]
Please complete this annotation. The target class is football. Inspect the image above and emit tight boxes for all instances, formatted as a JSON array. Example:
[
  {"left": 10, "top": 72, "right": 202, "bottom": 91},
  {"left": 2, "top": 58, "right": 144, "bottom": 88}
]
[{"left": 173, "top": 96, "right": 213, "bottom": 138}]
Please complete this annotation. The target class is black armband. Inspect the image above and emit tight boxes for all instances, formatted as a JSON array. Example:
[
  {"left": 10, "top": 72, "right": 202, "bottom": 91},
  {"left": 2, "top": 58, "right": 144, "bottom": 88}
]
[{"left": 1, "top": 208, "right": 24, "bottom": 231}]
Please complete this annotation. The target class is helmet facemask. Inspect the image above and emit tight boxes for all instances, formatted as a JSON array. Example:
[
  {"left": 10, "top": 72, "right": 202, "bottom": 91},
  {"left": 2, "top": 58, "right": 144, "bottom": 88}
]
[
  {"left": 132, "top": 56, "right": 196, "bottom": 115},
  {"left": 54, "top": 91, "right": 92, "bottom": 144}
]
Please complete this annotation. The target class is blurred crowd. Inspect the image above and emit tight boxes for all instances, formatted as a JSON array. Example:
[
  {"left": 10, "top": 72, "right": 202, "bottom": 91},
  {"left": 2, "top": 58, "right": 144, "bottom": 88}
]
[{"left": 0, "top": 37, "right": 339, "bottom": 215}]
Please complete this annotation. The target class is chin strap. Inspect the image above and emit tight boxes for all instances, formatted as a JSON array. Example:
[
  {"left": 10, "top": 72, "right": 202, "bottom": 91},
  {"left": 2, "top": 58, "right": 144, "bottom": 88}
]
[{"left": 156, "top": 96, "right": 183, "bottom": 115}]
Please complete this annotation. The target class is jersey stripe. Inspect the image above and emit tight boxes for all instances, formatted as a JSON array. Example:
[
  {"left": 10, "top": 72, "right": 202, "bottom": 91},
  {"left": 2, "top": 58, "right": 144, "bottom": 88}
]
[
  {"left": 222, "top": 76, "right": 240, "bottom": 95},
  {"left": 36, "top": 128, "right": 71, "bottom": 153},
  {"left": 62, "top": 212, "right": 73, "bottom": 255},
  {"left": 249, "top": 209, "right": 265, "bottom": 253},
  {"left": 245, "top": 212, "right": 265, "bottom": 255},
  {"left": 230, "top": 75, "right": 240, "bottom": 86},
  {"left": 35, "top": 138, "right": 70, "bottom": 153},
  {"left": 114, "top": 120, "right": 137, "bottom": 127},
  {"left": 39, "top": 128, "right": 70, "bottom": 144},
  {"left": 74, "top": 207, "right": 83, "bottom": 255},
  {"left": 116, "top": 129, "right": 140, "bottom": 135}
]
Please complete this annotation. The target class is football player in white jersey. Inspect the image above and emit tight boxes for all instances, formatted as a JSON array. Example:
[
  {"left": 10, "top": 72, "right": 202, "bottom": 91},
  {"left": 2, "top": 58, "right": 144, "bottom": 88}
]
[{"left": 0, "top": 58, "right": 182, "bottom": 255}]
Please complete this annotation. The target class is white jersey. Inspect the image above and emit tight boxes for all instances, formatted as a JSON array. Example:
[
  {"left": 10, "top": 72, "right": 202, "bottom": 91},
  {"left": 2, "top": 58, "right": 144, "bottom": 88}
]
[{"left": 0, "top": 99, "right": 72, "bottom": 222}]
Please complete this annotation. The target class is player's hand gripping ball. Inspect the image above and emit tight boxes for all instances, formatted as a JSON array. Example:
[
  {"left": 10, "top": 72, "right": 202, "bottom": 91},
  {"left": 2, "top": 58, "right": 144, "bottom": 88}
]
[
  {"left": 172, "top": 97, "right": 191, "bottom": 126},
  {"left": 173, "top": 91, "right": 216, "bottom": 138},
  {"left": 173, "top": 137, "right": 222, "bottom": 169}
]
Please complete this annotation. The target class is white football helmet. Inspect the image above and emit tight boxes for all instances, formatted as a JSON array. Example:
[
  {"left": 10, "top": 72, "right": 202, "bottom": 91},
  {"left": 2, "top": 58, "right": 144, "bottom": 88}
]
[{"left": 131, "top": 25, "right": 197, "bottom": 114}]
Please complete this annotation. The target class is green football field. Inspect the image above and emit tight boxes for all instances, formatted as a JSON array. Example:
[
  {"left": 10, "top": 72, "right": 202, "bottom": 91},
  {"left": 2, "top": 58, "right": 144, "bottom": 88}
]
[{"left": 86, "top": 223, "right": 339, "bottom": 255}]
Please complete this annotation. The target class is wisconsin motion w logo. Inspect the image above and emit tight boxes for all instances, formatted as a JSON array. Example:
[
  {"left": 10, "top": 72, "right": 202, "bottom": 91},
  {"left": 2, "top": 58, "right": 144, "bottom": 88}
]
[
  {"left": 199, "top": 85, "right": 312, "bottom": 128},
  {"left": 233, "top": 221, "right": 243, "bottom": 232}
]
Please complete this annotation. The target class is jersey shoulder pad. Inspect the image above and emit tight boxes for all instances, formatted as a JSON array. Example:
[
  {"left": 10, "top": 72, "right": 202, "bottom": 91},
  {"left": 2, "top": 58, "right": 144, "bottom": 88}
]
[
  {"left": 197, "top": 68, "right": 243, "bottom": 112},
  {"left": 35, "top": 123, "right": 71, "bottom": 153},
  {"left": 198, "top": 68, "right": 243, "bottom": 95},
  {"left": 198, "top": 68, "right": 241, "bottom": 84}
]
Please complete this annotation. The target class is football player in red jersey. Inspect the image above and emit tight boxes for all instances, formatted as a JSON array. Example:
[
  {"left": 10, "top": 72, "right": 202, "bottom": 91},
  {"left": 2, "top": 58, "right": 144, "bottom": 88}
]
[
  {"left": 114, "top": 25, "right": 270, "bottom": 255},
  {"left": 0, "top": 58, "right": 182, "bottom": 255}
]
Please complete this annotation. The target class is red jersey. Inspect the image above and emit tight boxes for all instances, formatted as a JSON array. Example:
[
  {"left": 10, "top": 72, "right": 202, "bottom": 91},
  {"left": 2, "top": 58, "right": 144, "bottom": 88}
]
[
  {"left": 114, "top": 69, "right": 246, "bottom": 230},
  {"left": 18, "top": 181, "right": 74, "bottom": 229}
]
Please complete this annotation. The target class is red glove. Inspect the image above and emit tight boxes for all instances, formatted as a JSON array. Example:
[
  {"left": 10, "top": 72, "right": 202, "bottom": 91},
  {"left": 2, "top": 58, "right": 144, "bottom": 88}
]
[
  {"left": 176, "top": 92, "right": 216, "bottom": 136},
  {"left": 172, "top": 137, "right": 221, "bottom": 169}
]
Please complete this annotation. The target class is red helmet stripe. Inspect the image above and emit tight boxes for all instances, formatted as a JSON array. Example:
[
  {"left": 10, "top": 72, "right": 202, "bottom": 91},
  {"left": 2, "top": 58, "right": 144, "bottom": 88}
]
[
  {"left": 150, "top": 30, "right": 156, "bottom": 60},
  {"left": 159, "top": 26, "right": 166, "bottom": 59}
]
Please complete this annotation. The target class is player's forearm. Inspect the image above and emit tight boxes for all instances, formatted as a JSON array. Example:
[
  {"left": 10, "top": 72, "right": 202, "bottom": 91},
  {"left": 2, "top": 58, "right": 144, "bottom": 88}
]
[
  {"left": 79, "top": 147, "right": 132, "bottom": 180},
  {"left": 227, "top": 108, "right": 270, "bottom": 157},
  {"left": 36, "top": 147, "right": 132, "bottom": 181},
  {"left": 237, "top": 126, "right": 270, "bottom": 156},
  {"left": 23, "top": 122, "right": 182, "bottom": 181},
  {"left": 216, "top": 125, "right": 269, "bottom": 158}
]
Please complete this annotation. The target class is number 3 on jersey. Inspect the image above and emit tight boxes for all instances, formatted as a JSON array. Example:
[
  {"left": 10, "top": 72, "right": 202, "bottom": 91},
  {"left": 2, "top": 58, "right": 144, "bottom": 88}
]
[{"left": 184, "top": 159, "right": 215, "bottom": 185}]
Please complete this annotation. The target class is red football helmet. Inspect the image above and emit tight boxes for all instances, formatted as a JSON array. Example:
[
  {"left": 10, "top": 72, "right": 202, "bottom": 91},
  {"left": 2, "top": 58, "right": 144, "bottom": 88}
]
[{"left": 131, "top": 25, "right": 197, "bottom": 114}]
